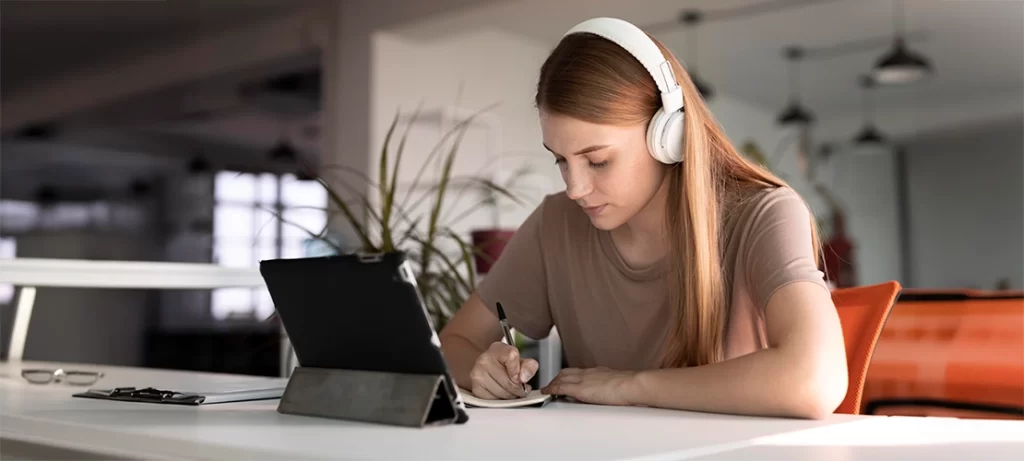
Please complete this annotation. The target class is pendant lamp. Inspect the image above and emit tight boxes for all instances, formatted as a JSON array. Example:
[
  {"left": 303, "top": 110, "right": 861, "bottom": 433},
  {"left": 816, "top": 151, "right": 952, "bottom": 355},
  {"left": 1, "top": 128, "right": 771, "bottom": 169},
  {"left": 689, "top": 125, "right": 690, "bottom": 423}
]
[
  {"left": 873, "top": 0, "right": 932, "bottom": 85},
  {"left": 852, "top": 75, "right": 889, "bottom": 153},
  {"left": 269, "top": 138, "right": 298, "bottom": 162},
  {"left": 777, "top": 47, "right": 814, "bottom": 126}
]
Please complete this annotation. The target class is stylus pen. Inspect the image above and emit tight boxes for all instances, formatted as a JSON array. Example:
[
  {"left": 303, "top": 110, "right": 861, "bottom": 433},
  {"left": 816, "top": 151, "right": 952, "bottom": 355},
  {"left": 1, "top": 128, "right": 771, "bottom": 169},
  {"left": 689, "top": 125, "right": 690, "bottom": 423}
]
[{"left": 495, "top": 302, "right": 527, "bottom": 393}]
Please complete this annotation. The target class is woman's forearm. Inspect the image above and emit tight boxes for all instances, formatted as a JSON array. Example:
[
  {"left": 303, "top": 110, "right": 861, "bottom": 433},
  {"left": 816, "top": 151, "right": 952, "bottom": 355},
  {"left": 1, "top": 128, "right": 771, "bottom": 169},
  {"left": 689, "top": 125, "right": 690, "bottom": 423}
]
[
  {"left": 439, "top": 333, "right": 485, "bottom": 390},
  {"left": 627, "top": 346, "right": 845, "bottom": 419}
]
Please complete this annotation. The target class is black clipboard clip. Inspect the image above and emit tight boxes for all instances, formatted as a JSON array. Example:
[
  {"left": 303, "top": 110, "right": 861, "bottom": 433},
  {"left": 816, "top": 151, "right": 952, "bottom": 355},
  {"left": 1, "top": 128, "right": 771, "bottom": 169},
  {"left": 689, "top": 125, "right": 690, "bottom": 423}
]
[{"left": 75, "top": 386, "right": 205, "bottom": 405}]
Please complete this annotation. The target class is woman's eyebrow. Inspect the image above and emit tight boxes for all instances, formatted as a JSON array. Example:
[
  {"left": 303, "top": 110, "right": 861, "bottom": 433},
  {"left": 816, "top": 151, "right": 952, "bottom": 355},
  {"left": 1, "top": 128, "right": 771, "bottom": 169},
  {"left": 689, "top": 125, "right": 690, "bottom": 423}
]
[{"left": 542, "top": 143, "right": 611, "bottom": 156}]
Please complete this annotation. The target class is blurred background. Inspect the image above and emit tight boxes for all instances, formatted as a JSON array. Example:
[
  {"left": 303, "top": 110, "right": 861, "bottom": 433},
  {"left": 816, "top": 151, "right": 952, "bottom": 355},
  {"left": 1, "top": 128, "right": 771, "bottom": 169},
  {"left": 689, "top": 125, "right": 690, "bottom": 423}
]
[{"left": 0, "top": 0, "right": 1021, "bottom": 417}]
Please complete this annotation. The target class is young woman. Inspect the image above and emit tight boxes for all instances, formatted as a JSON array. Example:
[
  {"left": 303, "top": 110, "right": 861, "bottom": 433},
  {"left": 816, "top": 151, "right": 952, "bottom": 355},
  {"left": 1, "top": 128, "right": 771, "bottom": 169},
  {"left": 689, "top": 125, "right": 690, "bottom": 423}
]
[{"left": 438, "top": 17, "right": 848, "bottom": 419}]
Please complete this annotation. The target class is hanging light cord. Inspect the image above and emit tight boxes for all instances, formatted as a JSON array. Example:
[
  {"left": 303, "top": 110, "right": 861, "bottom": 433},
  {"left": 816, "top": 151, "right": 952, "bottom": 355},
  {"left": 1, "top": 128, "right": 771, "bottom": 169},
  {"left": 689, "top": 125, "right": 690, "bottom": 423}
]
[
  {"left": 893, "top": 0, "right": 905, "bottom": 37},
  {"left": 864, "top": 87, "right": 873, "bottom": 124},
  {"left": 687, "top": 26, "right": 700, "bottom": 72},
  {"left": 786, "top": 48, "right": 803, "bottom": 103}
]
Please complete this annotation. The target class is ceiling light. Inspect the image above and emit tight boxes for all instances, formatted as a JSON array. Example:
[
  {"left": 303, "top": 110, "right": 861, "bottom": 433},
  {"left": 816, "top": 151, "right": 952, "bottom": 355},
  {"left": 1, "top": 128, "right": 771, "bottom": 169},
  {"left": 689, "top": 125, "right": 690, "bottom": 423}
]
[
  {"left": 852, "top": 75, "right": 889, "bottom": 152},
  {"left": 777, "top": 102, "right": 815, "bottom": 125},
  {"left": 873, "top": 38, "right": 932, "bottom": 85},
  {"left": 853, "top": 124, "right": 886, "bottom": 145},
  {"left": 269, "top": 139, "right": 297, "bottom": 162},
  {"left": 777, "top": 47, "right": 814, "bottom": 127},
  {"left": 873, "top": 0, "right": 933, "bottom": 85},
  {"left": 187, "top": 156, "right": 211, "bottom": 174}
]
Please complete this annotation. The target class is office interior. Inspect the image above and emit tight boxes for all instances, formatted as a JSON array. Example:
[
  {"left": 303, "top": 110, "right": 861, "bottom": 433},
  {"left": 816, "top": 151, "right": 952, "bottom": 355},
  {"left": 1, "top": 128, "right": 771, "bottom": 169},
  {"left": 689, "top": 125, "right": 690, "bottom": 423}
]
[{"left": 1, "top": 0, "right": 1021, "bottom": 419}]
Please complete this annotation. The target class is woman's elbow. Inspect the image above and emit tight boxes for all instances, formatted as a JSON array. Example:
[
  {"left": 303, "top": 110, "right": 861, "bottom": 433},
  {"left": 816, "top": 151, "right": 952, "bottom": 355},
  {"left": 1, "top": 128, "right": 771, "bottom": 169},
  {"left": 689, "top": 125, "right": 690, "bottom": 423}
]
[
  {"left": 782, "top": 350, "right": 847, "bottom": 420},
  {"left": 788, "top": 358, "right": 849, "bottom": 419}
]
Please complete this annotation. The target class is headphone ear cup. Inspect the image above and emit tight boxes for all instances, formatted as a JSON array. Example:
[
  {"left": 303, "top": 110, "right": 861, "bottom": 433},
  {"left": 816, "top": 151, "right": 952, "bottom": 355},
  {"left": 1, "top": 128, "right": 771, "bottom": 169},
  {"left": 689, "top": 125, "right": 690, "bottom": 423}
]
[
  {"left": 646, "top": 109, "right": 685, "bottom": 164},
  {"left": 661, "top": 110, "right": 685, "bottom": 163}
]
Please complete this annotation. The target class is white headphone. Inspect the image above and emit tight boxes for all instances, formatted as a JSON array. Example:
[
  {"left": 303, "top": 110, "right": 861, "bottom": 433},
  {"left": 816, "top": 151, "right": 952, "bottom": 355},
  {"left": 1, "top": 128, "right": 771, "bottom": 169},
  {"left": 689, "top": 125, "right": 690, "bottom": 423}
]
[{"left": 564, "top": 17, "right": 686, "bottom": 164}]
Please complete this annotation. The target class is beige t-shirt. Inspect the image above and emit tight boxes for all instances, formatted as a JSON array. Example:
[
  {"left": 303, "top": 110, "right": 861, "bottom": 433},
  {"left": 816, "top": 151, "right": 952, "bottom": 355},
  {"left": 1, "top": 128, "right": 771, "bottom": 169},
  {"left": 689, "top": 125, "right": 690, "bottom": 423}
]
[{"left": 476, "top": 186, "right": 829, "bottom": 370}]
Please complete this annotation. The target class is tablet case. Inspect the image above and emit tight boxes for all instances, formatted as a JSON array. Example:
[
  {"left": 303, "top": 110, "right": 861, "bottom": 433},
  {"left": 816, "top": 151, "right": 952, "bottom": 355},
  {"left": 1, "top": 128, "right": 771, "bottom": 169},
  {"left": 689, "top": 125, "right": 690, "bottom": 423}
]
[
  {"left": 278, "top": 367, "right": 461, "bottom": 427},
  {"left": 261, "top": 251, "right": 469, "bottom": 428}
]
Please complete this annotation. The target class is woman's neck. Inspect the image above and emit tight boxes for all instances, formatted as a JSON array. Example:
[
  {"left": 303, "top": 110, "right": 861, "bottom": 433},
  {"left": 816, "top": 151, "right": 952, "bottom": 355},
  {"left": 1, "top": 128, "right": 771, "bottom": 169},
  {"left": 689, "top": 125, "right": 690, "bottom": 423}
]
[{"left": 610, "top": 174, "right": 672, "bottom": 269}]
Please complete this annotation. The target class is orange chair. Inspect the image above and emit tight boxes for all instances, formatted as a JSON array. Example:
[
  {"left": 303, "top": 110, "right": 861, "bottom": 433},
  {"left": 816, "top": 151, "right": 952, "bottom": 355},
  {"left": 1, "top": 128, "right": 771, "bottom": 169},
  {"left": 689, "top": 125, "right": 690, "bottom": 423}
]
[{"left": 832, "top": 280, "right": 903, "bottom": 414}]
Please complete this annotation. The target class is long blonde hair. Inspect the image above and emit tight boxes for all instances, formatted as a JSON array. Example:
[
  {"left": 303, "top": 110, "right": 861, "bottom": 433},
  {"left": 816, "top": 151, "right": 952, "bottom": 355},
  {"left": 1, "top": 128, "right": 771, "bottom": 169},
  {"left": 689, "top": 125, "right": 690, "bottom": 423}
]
[{"left": 535, "top": 31, "right": 821, "bottom": 368}]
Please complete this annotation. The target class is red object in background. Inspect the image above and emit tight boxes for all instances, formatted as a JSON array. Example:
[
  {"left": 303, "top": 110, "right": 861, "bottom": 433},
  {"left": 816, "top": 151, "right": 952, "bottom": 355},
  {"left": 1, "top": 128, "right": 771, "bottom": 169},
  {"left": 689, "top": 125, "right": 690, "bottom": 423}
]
[
  {"left": 823, "top": 212, "right": 857, "bottom": 288},
  {"left": 471, "top": 230, "right": 515, "bottom": 274}
]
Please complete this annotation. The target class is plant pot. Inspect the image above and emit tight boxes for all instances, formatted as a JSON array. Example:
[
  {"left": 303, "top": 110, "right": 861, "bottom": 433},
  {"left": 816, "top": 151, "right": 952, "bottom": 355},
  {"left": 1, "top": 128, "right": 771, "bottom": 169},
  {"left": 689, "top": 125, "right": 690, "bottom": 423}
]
[{"left": 471, "top": 229, "right": 516, "bottom": 275}]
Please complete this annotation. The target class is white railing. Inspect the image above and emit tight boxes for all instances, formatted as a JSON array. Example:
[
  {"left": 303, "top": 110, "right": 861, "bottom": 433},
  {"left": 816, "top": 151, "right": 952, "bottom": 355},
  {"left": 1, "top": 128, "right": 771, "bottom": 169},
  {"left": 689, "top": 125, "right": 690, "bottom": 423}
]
[{"left": 0, "top": 258, "right": 294, "bottom": 376}]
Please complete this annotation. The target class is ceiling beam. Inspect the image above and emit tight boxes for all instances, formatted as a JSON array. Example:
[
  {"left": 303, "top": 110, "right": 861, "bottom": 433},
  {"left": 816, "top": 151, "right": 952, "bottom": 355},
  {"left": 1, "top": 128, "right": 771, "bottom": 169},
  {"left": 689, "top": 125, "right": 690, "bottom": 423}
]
[{"left": 0, "top": 7, "right": 325, "bottom": 134}]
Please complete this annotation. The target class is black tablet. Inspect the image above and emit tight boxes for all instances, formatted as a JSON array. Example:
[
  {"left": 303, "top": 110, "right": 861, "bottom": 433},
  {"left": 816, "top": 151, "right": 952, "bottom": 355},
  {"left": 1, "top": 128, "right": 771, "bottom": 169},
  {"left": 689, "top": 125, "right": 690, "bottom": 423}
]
[{"left": 259, "top": 251, "right": 468, "bottom": 424}]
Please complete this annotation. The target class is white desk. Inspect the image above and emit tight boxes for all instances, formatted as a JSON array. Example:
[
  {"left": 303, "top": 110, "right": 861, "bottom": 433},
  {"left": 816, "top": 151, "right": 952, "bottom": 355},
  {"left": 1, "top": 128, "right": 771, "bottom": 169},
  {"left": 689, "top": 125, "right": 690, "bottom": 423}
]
[
  {"left": 2, "top": 361, "right": 1021, "bottom": 461},
  {"left": 689, "top": 415, "right": 1024, "bottom": 460}
]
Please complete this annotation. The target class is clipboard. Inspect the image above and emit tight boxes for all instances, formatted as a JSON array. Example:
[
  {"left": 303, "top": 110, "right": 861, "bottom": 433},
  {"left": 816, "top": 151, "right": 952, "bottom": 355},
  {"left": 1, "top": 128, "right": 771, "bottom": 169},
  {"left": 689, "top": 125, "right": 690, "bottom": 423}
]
[{"left": 73, "top": 385, "right": 285, "bottom": 405}]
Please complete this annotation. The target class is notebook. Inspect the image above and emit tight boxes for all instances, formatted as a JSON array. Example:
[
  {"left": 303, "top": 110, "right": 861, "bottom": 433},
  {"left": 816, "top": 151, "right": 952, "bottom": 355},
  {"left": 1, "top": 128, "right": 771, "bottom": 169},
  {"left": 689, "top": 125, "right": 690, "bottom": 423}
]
[{"left": 458, "top": 388, "right": 553, "bottom": 408}]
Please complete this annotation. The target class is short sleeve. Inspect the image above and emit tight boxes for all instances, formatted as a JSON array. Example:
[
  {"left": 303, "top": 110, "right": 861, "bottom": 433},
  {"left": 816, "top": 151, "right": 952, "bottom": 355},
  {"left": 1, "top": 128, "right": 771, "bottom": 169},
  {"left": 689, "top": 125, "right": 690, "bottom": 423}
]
[
  {"left": 743, "top": 188, "right": 830, "bottom": 311},
  {"left": 475, "top": 197, "right": 554, "bottom": 339}
]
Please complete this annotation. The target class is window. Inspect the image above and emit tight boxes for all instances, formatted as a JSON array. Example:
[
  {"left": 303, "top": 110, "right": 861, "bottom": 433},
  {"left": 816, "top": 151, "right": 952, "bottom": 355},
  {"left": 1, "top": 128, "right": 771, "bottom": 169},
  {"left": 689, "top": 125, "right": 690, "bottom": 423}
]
[{"left": 211, "top": 171, "right": 327, "bottom": 321}]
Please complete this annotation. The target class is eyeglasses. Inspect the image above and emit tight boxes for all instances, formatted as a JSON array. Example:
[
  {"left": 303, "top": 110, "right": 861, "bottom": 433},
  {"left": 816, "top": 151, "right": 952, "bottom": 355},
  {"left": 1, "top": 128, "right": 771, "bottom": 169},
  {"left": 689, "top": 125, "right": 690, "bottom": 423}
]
[{"left": 21, "top": 368, "right": 104, "bottom": 386}]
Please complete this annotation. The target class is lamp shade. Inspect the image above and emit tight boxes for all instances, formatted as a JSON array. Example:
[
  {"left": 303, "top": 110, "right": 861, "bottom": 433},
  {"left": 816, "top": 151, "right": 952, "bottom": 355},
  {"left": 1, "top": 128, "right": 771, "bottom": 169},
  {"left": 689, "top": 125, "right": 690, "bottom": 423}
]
[
  {"left": 269, "top": 140, "right": 297, "bottom": 162},
  {"left": 873, "top": 38, "right": 932, "bottom": 85},
  {"left": 853, "top": 124, "right": 887, "bottom": 145},
  {"left": 777, "top": 101, "right": 815, "bottom": 126}
]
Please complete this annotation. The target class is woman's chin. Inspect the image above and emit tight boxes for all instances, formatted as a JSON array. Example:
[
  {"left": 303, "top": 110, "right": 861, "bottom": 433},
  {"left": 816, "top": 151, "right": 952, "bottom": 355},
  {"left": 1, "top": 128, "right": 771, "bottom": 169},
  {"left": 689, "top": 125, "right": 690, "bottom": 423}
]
[{"left": 587, "top": 214, "right": 623, "bottom": 231}]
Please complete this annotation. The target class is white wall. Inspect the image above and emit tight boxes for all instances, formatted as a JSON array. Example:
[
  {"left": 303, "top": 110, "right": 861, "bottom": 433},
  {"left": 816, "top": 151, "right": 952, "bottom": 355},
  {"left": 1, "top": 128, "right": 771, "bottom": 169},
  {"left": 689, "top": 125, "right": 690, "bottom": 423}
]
[{"left": 903, "top": 116, "right": 1023, "bottom": 289}]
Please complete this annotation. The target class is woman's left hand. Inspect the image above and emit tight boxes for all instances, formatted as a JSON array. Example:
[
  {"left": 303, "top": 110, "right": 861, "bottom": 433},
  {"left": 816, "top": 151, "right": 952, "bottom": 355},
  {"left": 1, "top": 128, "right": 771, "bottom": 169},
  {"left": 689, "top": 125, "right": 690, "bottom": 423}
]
[{"left": 541, "top": 366, "right": 638, "bottom": 406}]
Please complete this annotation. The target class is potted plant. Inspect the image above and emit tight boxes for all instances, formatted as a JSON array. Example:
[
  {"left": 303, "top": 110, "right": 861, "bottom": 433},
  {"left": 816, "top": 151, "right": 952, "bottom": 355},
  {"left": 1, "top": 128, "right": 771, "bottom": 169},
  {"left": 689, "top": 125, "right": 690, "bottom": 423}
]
[{"left": 276, "top": 105, "right": 530, "bottom": 330}]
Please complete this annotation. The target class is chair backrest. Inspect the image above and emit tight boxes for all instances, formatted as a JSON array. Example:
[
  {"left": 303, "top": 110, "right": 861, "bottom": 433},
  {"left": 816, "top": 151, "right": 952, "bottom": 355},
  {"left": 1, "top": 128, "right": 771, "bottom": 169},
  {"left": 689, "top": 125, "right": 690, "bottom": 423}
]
[{"left": 832, "top": 280, "right": 902, "bottom": 414}]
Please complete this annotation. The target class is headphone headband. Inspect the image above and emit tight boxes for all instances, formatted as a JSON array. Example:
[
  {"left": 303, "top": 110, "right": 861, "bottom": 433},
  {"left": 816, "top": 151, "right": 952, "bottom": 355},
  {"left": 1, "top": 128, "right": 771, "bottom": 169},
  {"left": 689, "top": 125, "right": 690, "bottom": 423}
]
[{"left": 564, "top": 17, "right": 684, "bottom": 113}]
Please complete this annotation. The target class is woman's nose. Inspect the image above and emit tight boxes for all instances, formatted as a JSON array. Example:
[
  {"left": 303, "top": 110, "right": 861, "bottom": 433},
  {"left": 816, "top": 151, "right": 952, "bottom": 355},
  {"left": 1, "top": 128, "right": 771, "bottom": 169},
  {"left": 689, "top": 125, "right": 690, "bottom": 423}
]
[{"left": 564, "top": 169, "right": 593, "bottom": 201}]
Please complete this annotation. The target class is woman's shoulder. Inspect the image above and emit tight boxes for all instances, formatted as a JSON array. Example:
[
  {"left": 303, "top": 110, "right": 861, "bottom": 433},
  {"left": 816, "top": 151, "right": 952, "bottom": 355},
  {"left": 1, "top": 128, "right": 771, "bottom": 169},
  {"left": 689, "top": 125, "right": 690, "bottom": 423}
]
[
  {"left": 729, "top": 185, "right": 810, "bottom": 219},
  {"left": 723, "top": 185, "right": 814, "bottom": 242}
]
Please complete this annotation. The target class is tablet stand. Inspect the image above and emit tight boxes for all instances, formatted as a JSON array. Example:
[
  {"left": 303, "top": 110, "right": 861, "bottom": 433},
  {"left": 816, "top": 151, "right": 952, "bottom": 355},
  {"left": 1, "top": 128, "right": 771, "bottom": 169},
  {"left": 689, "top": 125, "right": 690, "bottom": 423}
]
[{"left": 277, "top": 366, "right": 462, "bottom": 428}]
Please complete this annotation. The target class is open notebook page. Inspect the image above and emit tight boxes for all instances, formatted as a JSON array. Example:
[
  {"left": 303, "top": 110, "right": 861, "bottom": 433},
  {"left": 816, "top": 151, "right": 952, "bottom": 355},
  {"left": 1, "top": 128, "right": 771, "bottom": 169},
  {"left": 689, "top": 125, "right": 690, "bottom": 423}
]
[{"left": 457, "top": 388, "right": 553, "bottom": 408}]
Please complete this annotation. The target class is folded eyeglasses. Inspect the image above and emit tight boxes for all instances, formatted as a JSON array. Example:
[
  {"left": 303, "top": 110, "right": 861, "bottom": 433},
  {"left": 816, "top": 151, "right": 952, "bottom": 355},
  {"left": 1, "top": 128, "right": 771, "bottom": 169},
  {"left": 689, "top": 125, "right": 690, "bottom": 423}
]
[{"left": 21, "top": 368, "right": 104, "bottom": 386}]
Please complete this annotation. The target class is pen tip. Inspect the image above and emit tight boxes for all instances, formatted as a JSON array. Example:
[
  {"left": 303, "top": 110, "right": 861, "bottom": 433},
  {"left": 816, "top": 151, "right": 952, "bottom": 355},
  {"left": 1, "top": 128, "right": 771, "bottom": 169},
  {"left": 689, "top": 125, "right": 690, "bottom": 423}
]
[{"left": 496, "top": 302, "right": 506, "bottom": 320}]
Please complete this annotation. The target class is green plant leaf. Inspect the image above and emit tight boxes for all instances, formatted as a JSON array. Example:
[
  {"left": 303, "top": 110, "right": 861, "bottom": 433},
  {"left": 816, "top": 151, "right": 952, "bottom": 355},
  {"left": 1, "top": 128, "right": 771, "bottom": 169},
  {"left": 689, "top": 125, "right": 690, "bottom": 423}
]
[
  {"left": 445, "top": 229, "right": 477, "bottom": 289},
  {"left": 378, "top": 112, "right": 401, "bottom": 251},
  {"left": 317, "top": 164, "right": 379, "bottom": 189},
  {"left": 257, "top": 204, "right": 344, "bottom": 254},
  {"left": 399, "top": 102, "right": 500, "bottom": 215},
  {"left": 317, "top": 177, "right": 376, "bottom": 251},
  {"left": 397, "top": 216, "right": 423, "bottom": 248},
  {"left": 406, "top": 234, "right": 473, "bottom": 294},
  {"left": 420, "top": 121, "right": 466, "bottom": 275},
  {"left": 384, "top": 103, "right": 424, "bottom": 252},
  {"left": 439, "top": 163, "right": 535, "bottom": 220}
]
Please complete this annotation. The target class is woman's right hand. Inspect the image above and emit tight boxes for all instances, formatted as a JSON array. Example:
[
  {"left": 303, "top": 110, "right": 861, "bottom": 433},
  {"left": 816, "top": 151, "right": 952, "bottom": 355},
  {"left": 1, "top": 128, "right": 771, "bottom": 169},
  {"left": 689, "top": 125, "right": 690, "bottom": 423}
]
[{"left": 469, "top": 341, "right": 539, "bottom": 399}]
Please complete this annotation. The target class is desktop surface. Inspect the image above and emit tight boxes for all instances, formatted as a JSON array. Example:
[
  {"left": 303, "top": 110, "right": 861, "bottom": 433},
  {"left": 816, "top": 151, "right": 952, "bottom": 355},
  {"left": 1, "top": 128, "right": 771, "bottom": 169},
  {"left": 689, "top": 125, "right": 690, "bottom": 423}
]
[
  {"left": 2, "top": 361, "right": 865, "bottom": 461},
  {"left": 2, "top": 361, "right": 1021, "bottom": 461}
]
